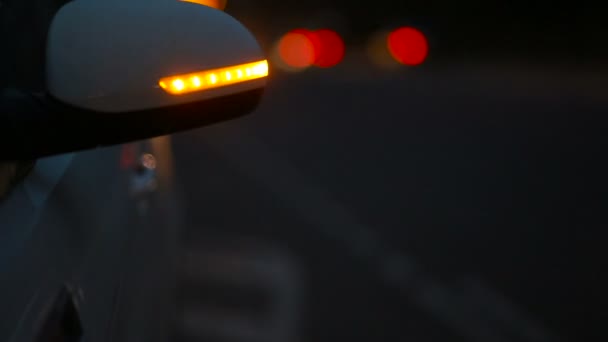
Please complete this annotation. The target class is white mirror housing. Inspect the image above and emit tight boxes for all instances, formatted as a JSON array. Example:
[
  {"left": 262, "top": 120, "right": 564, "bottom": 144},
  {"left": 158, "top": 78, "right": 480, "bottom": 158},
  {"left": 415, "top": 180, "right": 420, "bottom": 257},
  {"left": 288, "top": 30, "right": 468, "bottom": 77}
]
[
  {"left": 47, "top": 0, "right": 267, "bottom": 113},
  {"left": 1, "top": 0, "right": 268, "bottom": 160}
]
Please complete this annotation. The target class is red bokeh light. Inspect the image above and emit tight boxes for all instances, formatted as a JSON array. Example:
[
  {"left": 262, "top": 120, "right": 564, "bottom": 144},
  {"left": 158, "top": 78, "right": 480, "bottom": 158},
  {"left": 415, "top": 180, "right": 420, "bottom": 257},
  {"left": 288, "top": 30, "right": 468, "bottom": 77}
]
[
  {"left": 313, "top": 29, "right": 345, "bottom": 68},
  {"left": 277, "top": 28, "right": 345, "bottom": 69},
  {"left": 388, "top": 27, "right": 429, "bottom": 66}
]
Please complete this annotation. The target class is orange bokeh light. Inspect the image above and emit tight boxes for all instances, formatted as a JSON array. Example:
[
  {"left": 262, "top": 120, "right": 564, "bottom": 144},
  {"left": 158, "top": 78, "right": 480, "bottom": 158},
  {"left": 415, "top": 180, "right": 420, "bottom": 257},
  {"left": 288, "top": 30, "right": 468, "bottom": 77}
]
[
  {"left": 278, "top": 30, "right": 317, "bottom": 69},
  {"left": 388, "top": 27, "right": 429, "bottom": 66},
  {"left": 277, "top": 28, "right": 345, "bottom": 70}
]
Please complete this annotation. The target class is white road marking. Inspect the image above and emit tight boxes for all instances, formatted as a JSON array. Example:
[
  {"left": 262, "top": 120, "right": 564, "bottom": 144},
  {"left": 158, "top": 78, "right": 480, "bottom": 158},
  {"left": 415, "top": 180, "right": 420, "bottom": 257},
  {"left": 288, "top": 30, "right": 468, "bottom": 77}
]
[{"left": 179, "top": 243, "right": 303, "bottom": 342}]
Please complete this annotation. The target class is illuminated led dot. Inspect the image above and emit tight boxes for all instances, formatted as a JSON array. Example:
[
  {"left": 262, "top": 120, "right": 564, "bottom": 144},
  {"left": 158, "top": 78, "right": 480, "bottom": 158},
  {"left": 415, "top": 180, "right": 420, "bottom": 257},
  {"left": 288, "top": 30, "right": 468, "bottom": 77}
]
[
  {"left": 208, "top": 73, "right": 218, "bottom": 84},
  {"left": 171, "top": 79, "right": 185, "bottom": 92},
  {"left": 225, "top": 71, "right": 232, "bottom": 80},
  {"left": 191, "top": 76, "right": 201, "bottom": 87},
  {"left": 246, "top": 68, "right": 252, "bottom": 76},
  {"left": 159, "top": 81, "right": 168, "bottom": 89},
  {"left": 255, "top": 62, "right": 269, "bottom": 75},
  {"left": 236, "top": 69, "right": 244, "bottom": 78}
]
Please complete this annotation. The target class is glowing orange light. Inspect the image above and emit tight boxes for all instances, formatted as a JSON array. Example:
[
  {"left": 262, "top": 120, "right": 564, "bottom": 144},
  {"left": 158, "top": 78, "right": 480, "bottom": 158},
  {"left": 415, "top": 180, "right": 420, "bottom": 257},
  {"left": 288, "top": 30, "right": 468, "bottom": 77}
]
[
  {"left": 388, "top": 27, "right": 429, "bottom": 66},
  {"left": 171, "top": 79, "right": 185, "bottom": 92},
  {"left": 180, "top": 0, "right": 227, "bottom": 10},
  {"left": 313, "top": 29, "right": 345, "bottom": 68},
  {"left": 277, "top": 30, "right": 317, "bottom": 69},
  {"left": 191, "top": 76, "right": 201, "bottom": 87},
  {"left": 159, "top": 60, "right": 268, "bottom": 95}
]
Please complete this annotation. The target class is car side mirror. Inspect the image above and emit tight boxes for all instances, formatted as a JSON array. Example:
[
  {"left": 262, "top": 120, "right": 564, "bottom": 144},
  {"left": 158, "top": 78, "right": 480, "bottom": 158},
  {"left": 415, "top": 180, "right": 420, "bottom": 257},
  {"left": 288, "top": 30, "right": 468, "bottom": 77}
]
[{"left": 0, "top": 0, "right": 268, "bottom": 160}]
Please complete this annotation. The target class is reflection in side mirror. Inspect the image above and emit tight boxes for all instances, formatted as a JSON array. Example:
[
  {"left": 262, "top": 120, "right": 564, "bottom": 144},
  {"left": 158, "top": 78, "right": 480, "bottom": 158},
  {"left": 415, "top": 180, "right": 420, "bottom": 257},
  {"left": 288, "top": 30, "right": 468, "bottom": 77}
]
[{"left": 0, "top": 0, "right": 267, "bottom": 160}]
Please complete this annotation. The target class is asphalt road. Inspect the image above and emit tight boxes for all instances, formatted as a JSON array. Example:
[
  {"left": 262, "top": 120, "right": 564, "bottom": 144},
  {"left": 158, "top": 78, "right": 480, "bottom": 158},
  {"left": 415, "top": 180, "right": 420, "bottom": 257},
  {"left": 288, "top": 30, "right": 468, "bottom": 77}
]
[
  {"left": 170, "top": 64, "right": 606, "bottom": 342},
  {"left": 1, "top": 63, "right": 606, "bottom": 342}
]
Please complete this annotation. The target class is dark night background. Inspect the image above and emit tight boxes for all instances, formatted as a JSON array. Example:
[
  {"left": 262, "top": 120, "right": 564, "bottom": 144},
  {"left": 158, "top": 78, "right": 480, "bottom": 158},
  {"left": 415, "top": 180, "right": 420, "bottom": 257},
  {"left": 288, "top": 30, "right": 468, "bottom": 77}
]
[
  {"left": 230, "top": 0, "right": 607, "bottom": 61},
  {"left": 2, "top": 0, "right": 607, "bottom": 89}
]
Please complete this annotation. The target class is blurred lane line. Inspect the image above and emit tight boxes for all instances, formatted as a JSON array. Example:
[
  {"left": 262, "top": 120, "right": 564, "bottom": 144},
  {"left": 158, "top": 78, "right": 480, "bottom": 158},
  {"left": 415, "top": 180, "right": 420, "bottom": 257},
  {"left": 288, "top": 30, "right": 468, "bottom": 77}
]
[
  {"left": 198, "top": 124, "right": 557, "bottom": 342},
  {"left": 182, "top": 250, "right": 286, "bottom": 287},
  {"left": 180, "top": 309, "right": 261, "bottom": 341},
  {"left": 178, "top": 244, "right": 302, "bottom": 342}
]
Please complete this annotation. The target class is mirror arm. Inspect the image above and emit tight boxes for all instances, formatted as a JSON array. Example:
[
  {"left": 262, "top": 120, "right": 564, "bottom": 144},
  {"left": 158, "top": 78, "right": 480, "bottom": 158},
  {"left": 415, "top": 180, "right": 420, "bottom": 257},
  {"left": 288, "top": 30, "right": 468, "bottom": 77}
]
[
  {"left": 1, "top": 87, "right": 264, "bottom": 160},
  {"left": 0, "top": 88, "right": 54, "bottom": 160}
]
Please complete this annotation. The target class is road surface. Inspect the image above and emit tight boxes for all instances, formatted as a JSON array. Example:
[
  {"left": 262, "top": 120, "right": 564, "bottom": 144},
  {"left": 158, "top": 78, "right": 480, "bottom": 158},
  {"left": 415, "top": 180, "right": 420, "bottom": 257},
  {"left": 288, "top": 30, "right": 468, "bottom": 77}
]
[
  {"left": 1, "top": 63, "right": 605, "bottom": 342},
  {"left": 170, "top": 63, "right": 606, "bottom": 342}
]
